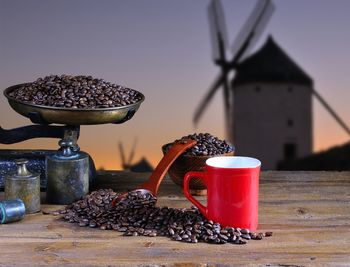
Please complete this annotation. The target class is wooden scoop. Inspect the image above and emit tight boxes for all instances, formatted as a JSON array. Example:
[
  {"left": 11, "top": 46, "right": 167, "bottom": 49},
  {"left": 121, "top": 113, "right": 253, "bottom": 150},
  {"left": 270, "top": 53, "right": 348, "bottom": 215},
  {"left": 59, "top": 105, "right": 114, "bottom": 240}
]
[{"left": 112, "top": 139, "right": 197, "bottom": 205}]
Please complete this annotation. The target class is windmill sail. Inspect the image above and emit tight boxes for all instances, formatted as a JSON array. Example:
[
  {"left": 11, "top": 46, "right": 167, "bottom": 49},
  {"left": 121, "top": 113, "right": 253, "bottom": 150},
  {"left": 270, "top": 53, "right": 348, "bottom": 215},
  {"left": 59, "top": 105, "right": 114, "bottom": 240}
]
[
  {"left": 193, "top": 73, "right": 225, "bottom": 126},
  {"left": 231, "top": 0, "right": 275, "bottom": 63},
  {"left": 313, "top": 89, "right": 350, "bottom": 136},
  {"left": 208, "top": 0, "right": 229, "bottom": 62},
  {"left": 118, "top": 142, "right": 126, "bottom": 169}
]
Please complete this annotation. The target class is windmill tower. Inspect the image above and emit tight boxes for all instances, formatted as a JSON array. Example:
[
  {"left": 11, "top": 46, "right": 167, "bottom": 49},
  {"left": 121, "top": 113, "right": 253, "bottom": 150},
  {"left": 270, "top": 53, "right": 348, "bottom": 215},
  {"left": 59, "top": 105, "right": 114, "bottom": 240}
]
[
  {"left": 194, "top": 0, "right": 350, "bottom": 169},
  {"left": 232, "top": 36, "right": 313, "bottom": 169}
]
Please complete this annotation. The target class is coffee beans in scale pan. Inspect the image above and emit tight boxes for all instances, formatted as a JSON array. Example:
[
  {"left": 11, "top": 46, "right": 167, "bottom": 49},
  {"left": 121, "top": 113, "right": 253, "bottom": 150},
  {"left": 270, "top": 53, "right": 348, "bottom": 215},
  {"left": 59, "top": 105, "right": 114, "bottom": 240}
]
[
  {"left": 4, "top": 74, "right": 145, "bottom": 125},
  {"left": 8, "top": 75, "right": 143, "bottom": 109}
]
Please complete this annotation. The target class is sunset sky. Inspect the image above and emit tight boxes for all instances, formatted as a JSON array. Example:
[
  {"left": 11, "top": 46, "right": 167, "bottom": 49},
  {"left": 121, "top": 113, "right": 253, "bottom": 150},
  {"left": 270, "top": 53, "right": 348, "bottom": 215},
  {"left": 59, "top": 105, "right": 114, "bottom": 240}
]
[{"left": 1, "top": 0, "right": 349, "bottom": 170}]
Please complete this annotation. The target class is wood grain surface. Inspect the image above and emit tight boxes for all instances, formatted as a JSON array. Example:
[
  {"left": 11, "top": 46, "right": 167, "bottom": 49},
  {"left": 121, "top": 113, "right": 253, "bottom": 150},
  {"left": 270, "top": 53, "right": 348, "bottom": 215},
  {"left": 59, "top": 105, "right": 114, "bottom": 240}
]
[{"left": 0, "top": 171, "right": 349, "bottom": 267}]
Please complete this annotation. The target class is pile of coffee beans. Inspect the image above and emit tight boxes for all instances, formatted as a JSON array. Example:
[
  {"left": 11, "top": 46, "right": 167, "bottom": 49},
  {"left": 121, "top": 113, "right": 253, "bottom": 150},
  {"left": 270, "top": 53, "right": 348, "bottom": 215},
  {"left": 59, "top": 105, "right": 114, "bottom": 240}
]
[
  {"left": 9, "top": 75, "right": 143, "bottom": 109},
  {"left": 58, "top": 189, "right": 272, "bottom": 245},
  {"left": 165, "top": 133, "right": 234, "bottom": 156}
]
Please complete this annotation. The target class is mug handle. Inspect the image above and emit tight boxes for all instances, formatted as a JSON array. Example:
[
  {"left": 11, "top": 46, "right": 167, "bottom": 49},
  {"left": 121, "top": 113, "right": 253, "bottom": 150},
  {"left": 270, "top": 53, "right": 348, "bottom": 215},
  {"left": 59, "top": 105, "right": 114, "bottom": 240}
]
[{"left": 183, "top": 171, "right": 208, "bottom": 216}]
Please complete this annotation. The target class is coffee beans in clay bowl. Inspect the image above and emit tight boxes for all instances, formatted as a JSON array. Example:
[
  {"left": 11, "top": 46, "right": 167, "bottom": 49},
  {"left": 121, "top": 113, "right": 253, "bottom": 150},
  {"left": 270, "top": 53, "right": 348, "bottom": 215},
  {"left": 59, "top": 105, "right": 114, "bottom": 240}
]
[
  {"left": 3, "top": 75, "right": 145, "bottom": 125},
  {"left": 162, "top": 133, "right": 234, "bottom": 195}
]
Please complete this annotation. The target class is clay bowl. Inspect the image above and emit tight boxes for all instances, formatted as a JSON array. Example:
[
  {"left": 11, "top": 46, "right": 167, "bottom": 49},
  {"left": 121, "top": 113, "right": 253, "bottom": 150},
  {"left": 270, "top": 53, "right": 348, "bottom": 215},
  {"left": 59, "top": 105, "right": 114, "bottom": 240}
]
[{"left": 162, "top": 143, "right": 234, "bottom": 195}]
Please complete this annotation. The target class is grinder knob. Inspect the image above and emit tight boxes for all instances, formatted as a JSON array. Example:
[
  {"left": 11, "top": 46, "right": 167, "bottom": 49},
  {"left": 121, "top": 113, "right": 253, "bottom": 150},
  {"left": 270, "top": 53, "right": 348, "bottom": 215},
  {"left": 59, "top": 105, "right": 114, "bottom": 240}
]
[
  {"left": 15, "top": 158, "right": 30, "bottom": 176},
  {"left": 58, "top": 140, "right": 74, "bottom": 157}
]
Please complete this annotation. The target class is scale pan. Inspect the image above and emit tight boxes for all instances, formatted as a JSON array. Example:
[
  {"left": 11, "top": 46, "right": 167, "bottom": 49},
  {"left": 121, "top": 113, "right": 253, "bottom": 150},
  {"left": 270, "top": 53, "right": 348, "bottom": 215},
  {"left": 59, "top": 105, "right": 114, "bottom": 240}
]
[{"left": 3, "top": 84, "right": 145, "bottom": 125}]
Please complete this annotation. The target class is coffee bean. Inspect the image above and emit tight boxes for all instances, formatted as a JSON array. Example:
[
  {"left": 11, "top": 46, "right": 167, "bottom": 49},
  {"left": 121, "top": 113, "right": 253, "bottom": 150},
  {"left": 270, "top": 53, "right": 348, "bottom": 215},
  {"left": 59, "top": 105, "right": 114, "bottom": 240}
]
[
  {"left": 191, "top": 237, "right": 198, "bottom": 243},
  {"left": 219, "top": 234, "right": 229, "bottom": 241},
  {"left": 9, "top": 75, "right": 143, "bottom": 109},
  {"left": 60, "top": 189, "right": 269, "bottom": 245},
  {"left": 265, "top": 231, "right": 273, "bottom": 237},
  {"left": 236, "top": 238, "right": 247, "bottom": 245},
  {"left": 206, "top": 229, "right": 213, "bottom": 235},
  {"left": 241, "top": 228, "right": 250, "bottom": 234},
  {"left": 123, "top": 231, "right": 133, "bottom": 236},
  {"left": 89, "top": 221, "right": 97, "bottom": 228},
  {"left": 241, "top": 234, "right": 251, "bottom": 240},
  {"left": 79, "top": 221, "right": 87, "bottom": 227}
]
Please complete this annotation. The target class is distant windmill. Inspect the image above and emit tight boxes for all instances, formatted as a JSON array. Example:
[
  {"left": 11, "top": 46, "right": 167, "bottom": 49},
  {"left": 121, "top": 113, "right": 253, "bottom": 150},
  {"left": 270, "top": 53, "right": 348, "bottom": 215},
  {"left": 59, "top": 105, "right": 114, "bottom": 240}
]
[
  {"left": 194, "top": 0, "right": 350, "bottom": 169},
  {"left": 194, "top": 0, "right": 275, "bottom": 141},
  {"left": 119, "top": 139, "right": 153, "bottom": 172}
]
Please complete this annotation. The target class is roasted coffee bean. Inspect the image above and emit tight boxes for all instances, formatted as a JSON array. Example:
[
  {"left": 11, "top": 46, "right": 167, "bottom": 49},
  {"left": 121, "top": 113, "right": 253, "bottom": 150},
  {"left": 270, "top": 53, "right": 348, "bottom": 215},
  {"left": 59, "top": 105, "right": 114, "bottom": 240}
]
[
  {"left": 236, "top": 238, "right": 247, "bottom": 245},
  {"left": 191, "top": 237, "right": 198, "bottom": 243},
  {"left": 219, "top": 234, "right": 229, "bottom": 241},
  {"left": 9, "top": 75, "right": 143, "bottom": 109},
  {"left": 60, "top": 189, "right": 270, "bottom": 245},
  {"left": 265, "top": 231, "right": 273, "bottom": 237},
  {"left": 206, "top": 229, "right": 213, "bottom": 235},
  {"left": 250, "top": 232, "right": 258, "bottom": 239},
  {"left": 241, "top": 228, "right": 250, "bottom": 234},
  {"left": 89, "top": 221, "right": 97, "bottom": 228},
  {"left": 79, "top": 221, "right": 87, "bottom": 227},
  {"left": 241, "top": 234, "right": 251, "bottom": 240},
  {"left": 123, "top": 231, "right": 133, "bottom": 236},
  {"left": 165, "top": 133, "right": 234, "bottom": 156},
  {"left": 230, "top": 234, "right": 237, "bottom": 242},
  {"left": 149, "top": 232, "right": 157, "bottom": 237}
]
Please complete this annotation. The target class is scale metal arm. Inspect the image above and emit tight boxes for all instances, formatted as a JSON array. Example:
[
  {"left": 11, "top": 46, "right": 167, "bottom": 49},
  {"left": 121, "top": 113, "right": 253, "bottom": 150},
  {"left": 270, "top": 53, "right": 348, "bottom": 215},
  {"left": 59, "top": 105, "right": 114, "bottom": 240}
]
[{"left": 0, "top": 125, "right": 80, "bottom": 145}]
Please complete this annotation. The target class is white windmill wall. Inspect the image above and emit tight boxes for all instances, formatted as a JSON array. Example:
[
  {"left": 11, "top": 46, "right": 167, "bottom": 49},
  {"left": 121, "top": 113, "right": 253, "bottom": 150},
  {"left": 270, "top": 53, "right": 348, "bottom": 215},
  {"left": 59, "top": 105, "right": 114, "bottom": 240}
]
[{"left": 232, "top": 82, "right": 312, "bottom": 169}]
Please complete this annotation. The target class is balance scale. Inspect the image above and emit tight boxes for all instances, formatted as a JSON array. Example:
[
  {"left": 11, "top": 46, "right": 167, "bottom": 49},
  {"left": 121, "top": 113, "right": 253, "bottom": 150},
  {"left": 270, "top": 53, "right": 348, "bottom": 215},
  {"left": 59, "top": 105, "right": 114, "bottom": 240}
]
[{"left": 0, "top": 83, "right": 144, "bottom": 190}]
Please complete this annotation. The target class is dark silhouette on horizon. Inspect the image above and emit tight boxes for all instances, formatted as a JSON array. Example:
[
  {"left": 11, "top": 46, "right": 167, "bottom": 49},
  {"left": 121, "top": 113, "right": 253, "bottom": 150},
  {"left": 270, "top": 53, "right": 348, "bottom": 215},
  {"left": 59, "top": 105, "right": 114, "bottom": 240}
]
[{"left": 119, "top": 139, "right": 153, "bottom": 172}]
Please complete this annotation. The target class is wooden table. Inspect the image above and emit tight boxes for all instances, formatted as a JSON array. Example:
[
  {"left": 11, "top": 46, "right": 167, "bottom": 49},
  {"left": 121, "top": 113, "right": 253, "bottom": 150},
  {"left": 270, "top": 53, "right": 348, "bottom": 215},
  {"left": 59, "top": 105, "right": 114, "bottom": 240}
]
[{"left": 0, "top": 171, "right": 349, "bottom": 266}]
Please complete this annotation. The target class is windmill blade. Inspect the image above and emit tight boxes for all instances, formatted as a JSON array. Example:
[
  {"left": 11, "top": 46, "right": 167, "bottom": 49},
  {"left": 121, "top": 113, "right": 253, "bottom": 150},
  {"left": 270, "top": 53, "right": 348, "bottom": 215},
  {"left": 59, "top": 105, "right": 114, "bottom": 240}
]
[
  {"left": 222, "top": 73, "right": 233, "bottom": 141},
  {"left": 208, "top": 0, "right": 229, "bottom": 62},
  {"left": 193, "top": 73, "right": 225, "bottom": 126},
  {"left": 237, "top": 2, "right": 275, "bottom": 61},
  {"left": 127, "top": 138, "right": 137, "bottom": 166},
  {"left": 118, "top": 142, "right": 127, "bottom": 168},
  {"left": 313, "top": 89, "right": 350, "bottom": 136},
  {"left": 231, "top": 0, "right": 275, "bottom": 64}
]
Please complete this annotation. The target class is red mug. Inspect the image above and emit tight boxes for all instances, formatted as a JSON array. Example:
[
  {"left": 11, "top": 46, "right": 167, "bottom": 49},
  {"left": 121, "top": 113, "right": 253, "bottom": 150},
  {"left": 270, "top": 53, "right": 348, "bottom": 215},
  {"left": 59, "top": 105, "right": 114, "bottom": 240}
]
[{"left": 184, "top": 156, "right": 261, "bottom": 230}]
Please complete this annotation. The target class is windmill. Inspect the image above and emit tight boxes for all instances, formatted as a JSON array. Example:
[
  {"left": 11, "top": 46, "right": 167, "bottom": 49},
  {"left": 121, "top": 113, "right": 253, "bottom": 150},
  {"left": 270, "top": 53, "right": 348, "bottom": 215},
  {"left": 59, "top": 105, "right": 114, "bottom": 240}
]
[
  {"left": 194, "top": 0, "right": 275, "bottom": 141},
  {"left": 119, "top": 138, "right": 137, "bottom": 170},
  {"left": 194, "top": 0, "right": 350, "bottom": 142},
  {"left": 119, "top": 139, "right": 153, "bottom": 172}
]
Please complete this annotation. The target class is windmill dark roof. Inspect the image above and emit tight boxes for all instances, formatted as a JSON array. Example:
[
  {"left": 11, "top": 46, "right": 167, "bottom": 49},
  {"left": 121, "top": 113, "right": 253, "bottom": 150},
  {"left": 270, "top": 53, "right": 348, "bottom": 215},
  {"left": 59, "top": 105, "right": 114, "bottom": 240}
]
[
  {"left": 129, "top": 157, "right": 154, "bottom": 172},
  {"left": 233, "top": 36, "right": 313, "bottom": 86}
]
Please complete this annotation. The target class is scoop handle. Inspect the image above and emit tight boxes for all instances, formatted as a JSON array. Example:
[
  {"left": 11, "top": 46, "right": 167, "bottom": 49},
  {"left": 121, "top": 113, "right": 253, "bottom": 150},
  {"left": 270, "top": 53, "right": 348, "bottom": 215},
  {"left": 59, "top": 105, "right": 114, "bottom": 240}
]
[{"left": 140, "top": 139, "right": 197, "bottom": 196}]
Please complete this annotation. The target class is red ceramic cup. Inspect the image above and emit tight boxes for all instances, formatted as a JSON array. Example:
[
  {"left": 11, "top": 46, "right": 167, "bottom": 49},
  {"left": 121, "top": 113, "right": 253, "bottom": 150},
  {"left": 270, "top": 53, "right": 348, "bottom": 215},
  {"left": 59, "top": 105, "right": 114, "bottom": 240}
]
[{"left": 184, "top": 156, "right": 261, "bottom": 230}]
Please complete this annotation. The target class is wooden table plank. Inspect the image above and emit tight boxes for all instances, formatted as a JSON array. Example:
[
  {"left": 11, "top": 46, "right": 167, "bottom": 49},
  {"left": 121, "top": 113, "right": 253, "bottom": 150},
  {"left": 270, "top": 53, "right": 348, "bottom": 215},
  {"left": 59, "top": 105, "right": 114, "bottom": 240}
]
[{"left": 0, "top": 171, "right": 349, "bottom": 267}]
